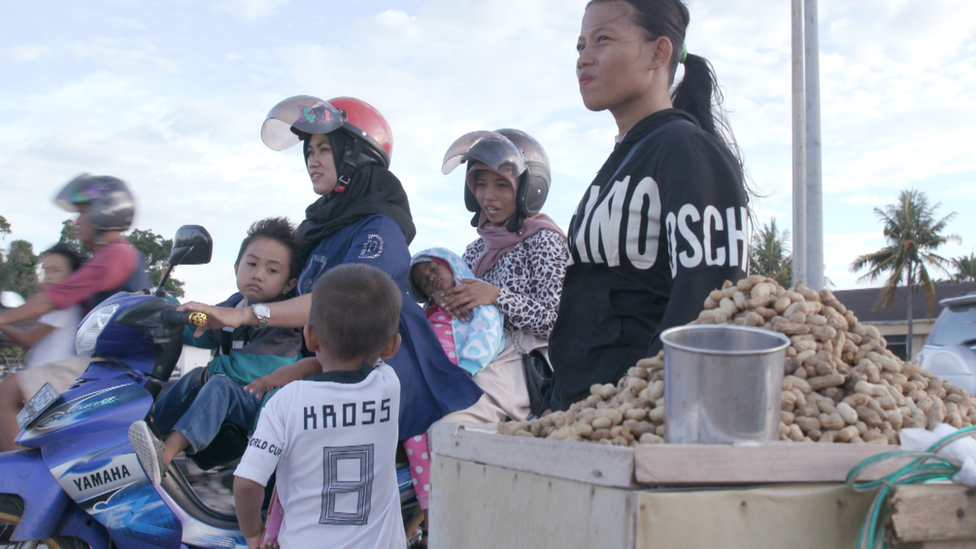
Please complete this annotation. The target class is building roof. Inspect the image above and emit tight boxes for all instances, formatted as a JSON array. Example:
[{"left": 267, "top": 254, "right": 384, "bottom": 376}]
[{"left": 832, "top": 282, "right": 976, "bottom": 323}]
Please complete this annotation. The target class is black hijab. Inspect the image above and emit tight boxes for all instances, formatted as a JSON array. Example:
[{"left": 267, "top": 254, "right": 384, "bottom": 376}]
[{"left": 298, "top": 131, "right": 416, "bottom": 257}]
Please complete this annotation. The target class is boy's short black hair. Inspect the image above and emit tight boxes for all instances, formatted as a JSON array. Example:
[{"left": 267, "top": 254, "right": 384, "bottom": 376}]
[
  {"left": 42, "top": 242, "right": 84, "bottom": 272},
  {"left": 235, "top": 217, "right": 303, "bottom": 280},
  {"left": 309, "top": 263, "right": 401, "bottom": 362}
]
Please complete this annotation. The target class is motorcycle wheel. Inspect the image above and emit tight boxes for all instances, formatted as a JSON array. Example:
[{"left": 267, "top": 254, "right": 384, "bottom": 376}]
[{"left": 0, "top": 495, "right": 90, "bottom": 549}]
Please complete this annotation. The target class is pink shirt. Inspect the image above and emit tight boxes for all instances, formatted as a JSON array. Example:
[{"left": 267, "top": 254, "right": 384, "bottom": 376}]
[
  {"left": 426, "top": 305, "right": 458, "bottom": 366},
  {"left": 46, "top": 239, "right": 139, "bottom": 310}
]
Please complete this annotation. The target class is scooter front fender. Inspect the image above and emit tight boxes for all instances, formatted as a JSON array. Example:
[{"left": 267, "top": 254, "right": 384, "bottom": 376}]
[{"left": 0, "top": 449, "right": 110, "bottom": 546}]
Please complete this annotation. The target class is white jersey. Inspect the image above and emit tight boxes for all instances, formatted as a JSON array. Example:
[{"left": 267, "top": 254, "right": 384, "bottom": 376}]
[
  {"left": 235, "top": 361, "right": 405, "bottom": 549},
  {"left": 24, "top": 305, "right": 82, "bottom": 368}
]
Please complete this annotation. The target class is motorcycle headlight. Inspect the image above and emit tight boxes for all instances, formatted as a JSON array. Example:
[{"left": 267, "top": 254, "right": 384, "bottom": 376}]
[{"left": 76, "top": 302, "right": 120, "bottom": 356}]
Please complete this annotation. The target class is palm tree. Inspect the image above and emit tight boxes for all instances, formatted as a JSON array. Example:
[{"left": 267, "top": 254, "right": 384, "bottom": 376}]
[
  {"left": 951, "top": 252, "right": 976, "bottom": 282},
  {"left": 850, "top": 189, "right": 960, "bottom": 359},
  {"left": 750, "top": 218, "right": 792, "bottom": 288}
]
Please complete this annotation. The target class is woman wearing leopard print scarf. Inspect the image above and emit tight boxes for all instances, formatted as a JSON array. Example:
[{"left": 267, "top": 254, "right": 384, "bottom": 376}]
[{"left": 434, "top": 129, "right": 568, "bottom": 424}]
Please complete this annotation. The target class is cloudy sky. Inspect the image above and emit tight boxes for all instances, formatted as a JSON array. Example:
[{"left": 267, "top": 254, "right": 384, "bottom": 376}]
[{"left": 2, "top": 0, "right": 975, "bottom": 305}]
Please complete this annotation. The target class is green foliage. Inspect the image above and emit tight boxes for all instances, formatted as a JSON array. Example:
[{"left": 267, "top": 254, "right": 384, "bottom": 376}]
[
  {"left": 749, "top": 218, "right": 792, "bottom": 288},
  {"left": 1, "top": 346, "right": 29, "bottom": 372},
  {"left": 850, "top": 189, "right": 959, "bottom": 311},
  {"left": 0, "top": 216, "right": 183, "bottom": 298},
  {"left": 58, "top": 220, "right": 92, "bottom": 260},
  {"left": 850, "top": 189, "right": 959, "bottom": 358},
  {"left": 0, "top": 216, "right": 38, "bottom": 297},
  {"left": 0, "top": 240, "right": 39, "bottom": 297},
  {"left": 128, "top": 228, "right": 184, "bottom": 298},
  {"left": 951, "top": 252, "right": 976, "bottom": 283}
]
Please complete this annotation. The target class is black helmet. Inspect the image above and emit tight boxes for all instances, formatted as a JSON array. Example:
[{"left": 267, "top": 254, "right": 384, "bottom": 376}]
[
  {"left": 495, "top": 129, "right": 551, "bottom": 218},
  {"left": 261, "top": 95, "right": 393, "bottom": 193},
  {"left": 54, "top": 174, "right": 136, "bottom": 231},
  {"left": 442, "top": 129, "right": 551, "bottom": 231}
]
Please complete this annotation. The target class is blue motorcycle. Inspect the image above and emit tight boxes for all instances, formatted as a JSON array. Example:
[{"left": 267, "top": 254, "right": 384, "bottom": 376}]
[{"left": 0, "top": 225, "right": 250, "bottom": 549}]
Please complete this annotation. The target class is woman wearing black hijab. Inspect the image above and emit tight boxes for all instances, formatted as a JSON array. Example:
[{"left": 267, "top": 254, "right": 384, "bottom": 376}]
[{"left": 181, "top": 95, "right": 482, "bottom": 440}]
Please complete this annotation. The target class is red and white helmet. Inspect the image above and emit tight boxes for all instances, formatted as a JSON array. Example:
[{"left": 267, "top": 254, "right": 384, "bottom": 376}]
[{"left": 261, "top": 95, "right": 393, "bottom": 168}]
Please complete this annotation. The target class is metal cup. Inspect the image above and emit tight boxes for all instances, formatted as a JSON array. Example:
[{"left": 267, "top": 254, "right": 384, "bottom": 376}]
[{"left": 662, "top": 325, "right": 790, "bottom": 444}]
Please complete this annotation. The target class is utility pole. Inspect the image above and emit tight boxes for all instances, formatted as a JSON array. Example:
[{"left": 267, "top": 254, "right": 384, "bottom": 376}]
[
  {"left": 791, "top": 0, "right": 807, "bottom": 288},
  {"left": 792, "top": 0, "right": 824, "bottom": 290}
]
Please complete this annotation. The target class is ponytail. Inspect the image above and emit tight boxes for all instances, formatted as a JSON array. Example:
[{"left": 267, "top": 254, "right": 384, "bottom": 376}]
[
  {"left": 672, "top": 53, "right": 743, "bottom": 168},
  {"left": 671, "top": 54, "right": 714, "bottom": 136}
]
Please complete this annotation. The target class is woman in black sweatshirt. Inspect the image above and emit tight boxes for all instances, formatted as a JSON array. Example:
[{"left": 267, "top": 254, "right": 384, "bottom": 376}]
[{"left": 549, "top": 0, "right": 751, "bottom": 409}]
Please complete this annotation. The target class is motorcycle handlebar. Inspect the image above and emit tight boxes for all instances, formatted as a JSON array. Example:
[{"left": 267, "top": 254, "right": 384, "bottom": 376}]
[
  {"left": 159, "top": 308, "right": 208, "bottom": 328},
  {"left": 146, "top": 307, "right": 207, "bottom": 385}
]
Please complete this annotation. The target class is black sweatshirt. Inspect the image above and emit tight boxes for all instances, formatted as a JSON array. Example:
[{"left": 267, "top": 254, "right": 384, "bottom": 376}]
[{"left": 549, "top": 109, "right": 748, "bottom": 409}]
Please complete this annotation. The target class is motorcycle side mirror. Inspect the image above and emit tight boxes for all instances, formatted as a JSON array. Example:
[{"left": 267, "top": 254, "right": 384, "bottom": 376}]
[
  {"left": 0, "top": 291, "right": 26, "bottom": 308},
  {"left": 154, "top": 225, "right": 213, "bottom": 297},
  {"left": 169, "top": 225, "right": 213, "bottom": 266}
]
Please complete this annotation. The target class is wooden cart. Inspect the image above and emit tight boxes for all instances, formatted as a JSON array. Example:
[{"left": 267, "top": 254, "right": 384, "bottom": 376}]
[{"left": 428, "top": 424, "right": 976, "bottom": 548}]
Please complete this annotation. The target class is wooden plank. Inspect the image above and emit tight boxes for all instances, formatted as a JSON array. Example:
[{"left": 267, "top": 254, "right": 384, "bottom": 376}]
[
  {"left": 431, "top": 424, "right": 903, "bottom": 487},
  {"left": 429, "top": 456, "right": 636, "bottom": 549},
  {"left": 429, "top": 457, "right": 877, "bottom": 549},
  {"left": 891, "top": 484, "right": 976, "bottom": 543},
  {"left": 634, "top": 442, "right": 899, "bottom": 485},
  {"left": 635, "top": 484, "right": 874, "bottom": 549},
  {"left": 429, "top": 423, "right": 635, "bottom": 488}
]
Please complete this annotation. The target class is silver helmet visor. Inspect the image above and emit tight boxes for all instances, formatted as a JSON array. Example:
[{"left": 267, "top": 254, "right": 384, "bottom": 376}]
[
  {"left": 261, "top": 95, "right": 347, "bottom": 151},
  {"left": 441, "top": 131, "right": 527, "bottom": 179}
]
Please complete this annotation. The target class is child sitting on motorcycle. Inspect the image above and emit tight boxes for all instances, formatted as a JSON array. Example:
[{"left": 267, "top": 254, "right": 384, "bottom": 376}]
[
  {"left": 129, "top": 217, "right": 304, "bottom": 486},
  {"left": 0, "top": 174, "right": 152, "bottom": 451},
  {"left": 0, "top": 243, "right": 84, "bottom": 370},
  {"left": 234, "top": 263, "right": 406, "bottom": 549}
]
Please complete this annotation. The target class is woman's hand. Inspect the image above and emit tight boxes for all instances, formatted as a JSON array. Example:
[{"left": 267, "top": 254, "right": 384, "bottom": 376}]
[
  {"left": 178, "top": 301, "right": 250, "bottom": 337},
  {"left": 435, "top": 278, "right": 500, "bottom": 321}
]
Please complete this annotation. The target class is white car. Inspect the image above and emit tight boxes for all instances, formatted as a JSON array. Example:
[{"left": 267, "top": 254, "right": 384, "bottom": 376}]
[{"left": 917, "top": 293, "right": 976, "bottom": 396}]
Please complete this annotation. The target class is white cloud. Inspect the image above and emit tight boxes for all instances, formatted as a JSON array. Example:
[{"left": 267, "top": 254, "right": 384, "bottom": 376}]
[
  {"left": 214, "top": 0, "right": 290, "bottom": 20},
  {"left": 5, "top": 45, "right": 50, "bottom": 62},
  {"left": 2, "top": 0, "right": 975, "bottom": 304},
  {"left": 101, "top": 16, "right": 149, "bottom": 32}
]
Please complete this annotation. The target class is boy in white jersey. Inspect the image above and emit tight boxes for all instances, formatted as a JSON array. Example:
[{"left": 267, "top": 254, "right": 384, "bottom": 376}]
[{"left": 233, "top": 263, "right": 406, "bottom": 549}]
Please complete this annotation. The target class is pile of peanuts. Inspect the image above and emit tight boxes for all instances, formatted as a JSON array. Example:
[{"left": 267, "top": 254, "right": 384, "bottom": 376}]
[{"left": 498, "top": 275, "right": 976, "bottom": 446}]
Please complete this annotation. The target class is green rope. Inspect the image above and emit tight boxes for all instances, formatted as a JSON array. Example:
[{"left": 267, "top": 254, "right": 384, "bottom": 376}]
[{"left": 846, "top": 426, "right": 976, "bottom": 548}]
